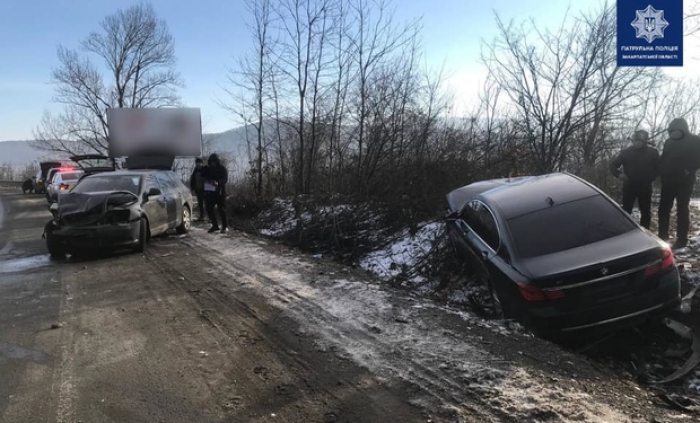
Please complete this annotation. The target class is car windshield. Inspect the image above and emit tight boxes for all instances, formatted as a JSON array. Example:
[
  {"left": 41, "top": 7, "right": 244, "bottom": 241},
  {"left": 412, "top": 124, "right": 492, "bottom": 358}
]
[
  {"left": 72, "top": 175, "right": 142, "bottom": 195},
  {"left": 507, "top": 195, "right": 637, "bottom": 259}
]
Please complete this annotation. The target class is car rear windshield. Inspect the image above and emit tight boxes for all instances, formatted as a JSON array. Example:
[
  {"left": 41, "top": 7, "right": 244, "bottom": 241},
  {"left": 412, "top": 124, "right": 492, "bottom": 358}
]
[
  {"left": 507, "top": 195, "right": 637, "bottom": 259},
  {"left": 72, "top": 175, "right": 142, "bottom": 195},
  {"left": 59, "top": 172, "right": 81, "bottom": 181}
]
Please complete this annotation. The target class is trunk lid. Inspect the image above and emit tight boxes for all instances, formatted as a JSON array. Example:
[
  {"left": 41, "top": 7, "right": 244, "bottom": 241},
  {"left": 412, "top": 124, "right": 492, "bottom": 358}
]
[
  {"left": 70, "top": 155, "right": 116, "bottom": 175},
  {"left": 40, "top": 161, "right": 63, "bottom": 179},
  {"left": 520, "top": 230, "right": 666, "bottom": 303}
]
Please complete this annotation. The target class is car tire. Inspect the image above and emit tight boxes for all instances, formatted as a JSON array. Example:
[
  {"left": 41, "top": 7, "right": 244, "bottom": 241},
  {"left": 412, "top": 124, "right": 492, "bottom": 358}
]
[
  {"left": 176, "top": 205, "right": 191, "bottom": 234},
  {"left": 488, "top": 280, "right": 516, "bottom": 320},
  {"left": 44, "top": 222, "right": 65, "bottom": 258},
  {"left": 134, "top": 217, "right": 148, "bottom": 254}
]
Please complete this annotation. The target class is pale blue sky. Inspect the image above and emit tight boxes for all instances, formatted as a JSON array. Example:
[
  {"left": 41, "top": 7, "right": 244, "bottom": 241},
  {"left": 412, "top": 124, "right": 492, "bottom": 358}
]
[{"left": 0, "top": 0, "right": 611, "bottom": 140}]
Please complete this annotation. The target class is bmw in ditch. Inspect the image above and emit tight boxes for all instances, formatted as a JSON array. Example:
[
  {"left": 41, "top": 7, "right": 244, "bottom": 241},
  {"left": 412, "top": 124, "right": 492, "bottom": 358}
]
[
  {"left": 44, "top": 156, "right": 193, "bottom": 257},
  {"left": 445, "top": 172, "right": 682, "bottom": 336}
]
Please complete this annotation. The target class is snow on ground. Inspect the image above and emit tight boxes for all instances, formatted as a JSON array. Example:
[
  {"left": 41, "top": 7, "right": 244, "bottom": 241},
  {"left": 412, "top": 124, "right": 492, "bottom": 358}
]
[
  {"left": 258, "top": 199, "right": 296, "bottom": 237},
  {"left": 257, "top": 198, "right": 372, "bottom": 238},
  {"left": 359, "top": 221, "right": 444, "bottom": 282}
]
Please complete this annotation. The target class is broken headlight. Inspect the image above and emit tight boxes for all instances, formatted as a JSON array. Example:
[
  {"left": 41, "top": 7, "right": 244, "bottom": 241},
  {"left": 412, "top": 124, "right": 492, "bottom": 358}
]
[
  {"left": 106, "top": 192, "right": 138, "bottom": 208},
  {"left": 100, "top": 209, "right": 132, "bottom": 225}
]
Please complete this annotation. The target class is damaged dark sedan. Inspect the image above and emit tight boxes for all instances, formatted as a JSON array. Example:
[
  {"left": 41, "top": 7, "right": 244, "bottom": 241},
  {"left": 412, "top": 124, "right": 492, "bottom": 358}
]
[
  {"left": 445, "top": 173, "right": 681, "bottom": 335},
  {"left": 44, "top": 169, "right": 193, "bottom": 257}
]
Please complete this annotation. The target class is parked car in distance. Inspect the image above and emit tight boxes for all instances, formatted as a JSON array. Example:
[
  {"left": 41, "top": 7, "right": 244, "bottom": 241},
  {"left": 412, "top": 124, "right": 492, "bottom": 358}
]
[
  {"left": 34, "top": 161, "right": 63, "bottom": 194},
  {"left": 445, "top": 172, "right": 681, "bottom": 336},
  {"left": 46, "top": 169, "right": 84, "bottom": 203},
  {"left": 44, "top": 168, "right": 193, "bottom": 257}
]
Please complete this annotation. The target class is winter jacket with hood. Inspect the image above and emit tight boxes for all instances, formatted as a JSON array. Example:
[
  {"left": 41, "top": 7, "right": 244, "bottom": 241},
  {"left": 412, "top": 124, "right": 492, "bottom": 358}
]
[
  {"left": 609, "top": 133, "right": 660, "bottom": 186},
  {"left": 204, "top": 154, "right": 228, "bottom": 195},
  {"left": 190, "top": 164, "right": 206, "bottom": 192},
  {"left": 659, "top": 118, "right": 700, "bottom": 184}
]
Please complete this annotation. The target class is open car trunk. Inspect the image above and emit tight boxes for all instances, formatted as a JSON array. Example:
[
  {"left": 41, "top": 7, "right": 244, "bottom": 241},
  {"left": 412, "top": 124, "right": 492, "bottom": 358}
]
[
  {"left": 40, "top": 161, "right": 63, "bottom": 179},
  {"left": 70, "top": 155, "right": 116, "bottom": 175}
]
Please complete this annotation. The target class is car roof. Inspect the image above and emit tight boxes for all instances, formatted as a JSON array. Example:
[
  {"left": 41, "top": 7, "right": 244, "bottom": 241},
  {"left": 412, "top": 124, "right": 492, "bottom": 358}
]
[
  {"left": 480, "top": 173, "right": 600, "bottom": 219},
  {"left": 446, "top": 176, "right": 529, "bottom": 212}
]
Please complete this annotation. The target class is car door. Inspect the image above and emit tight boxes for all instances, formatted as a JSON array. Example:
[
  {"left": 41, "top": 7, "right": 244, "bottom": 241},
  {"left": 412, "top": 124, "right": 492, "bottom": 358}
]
[
  {"left": 141, "top": 174, "right": 169, "bottom": 235},
  {"left": 462, "top": 200, "right": 515, "bottom": 292},
  {"left": 50, "top": 173, "right": 63, "bottom": 199},
  {"left": 155, "top": 172, "right": 180, "bottom": 228}
]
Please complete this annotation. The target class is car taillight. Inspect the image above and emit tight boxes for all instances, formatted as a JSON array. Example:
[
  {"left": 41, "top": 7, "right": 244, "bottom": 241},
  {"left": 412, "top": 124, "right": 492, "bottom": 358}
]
[
  {"left": 516, "top": 282, "right": 565, "bottom": 301},
  {"left": 59, "top": 184, "right": 69, "bottom": 190},
  {"left": 645, "top": 246, "right": 675, "bottom": 275}
]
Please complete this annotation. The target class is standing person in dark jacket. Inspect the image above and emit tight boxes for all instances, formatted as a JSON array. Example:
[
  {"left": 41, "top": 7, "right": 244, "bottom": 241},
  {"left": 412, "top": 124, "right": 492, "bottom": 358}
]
[
  {"left": 190, "top": 158, "right": 207, "bottom": 222},
  {"left": 203, "top": 153, "right": 229, "bottom": 233},
  {"left": 658, "top": 117, "right": 700, "bottom": 249},
  {"left": 609, "top": 129, "right": 660, "bottom": 229}
]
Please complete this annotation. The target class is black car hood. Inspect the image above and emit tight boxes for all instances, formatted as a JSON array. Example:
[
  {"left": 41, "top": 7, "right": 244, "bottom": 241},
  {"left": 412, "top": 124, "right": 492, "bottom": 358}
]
[
  {"left": 519, "top": 229, "right": 662, "bottom": 281},
  {"left": 58, "top": 191, "right": 138, "bottom": 226}
]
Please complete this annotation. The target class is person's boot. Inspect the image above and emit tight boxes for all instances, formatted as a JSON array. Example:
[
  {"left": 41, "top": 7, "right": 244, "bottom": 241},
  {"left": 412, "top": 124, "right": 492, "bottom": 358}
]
[
  {"left": 220, "top": 227, "right": 228, "bottom": 234},
  {"left": 208, "top": 226, "right": 220, "bottom": 233},
  {"left": 672, "top": 239, "right": 688, "bottom": 250}
]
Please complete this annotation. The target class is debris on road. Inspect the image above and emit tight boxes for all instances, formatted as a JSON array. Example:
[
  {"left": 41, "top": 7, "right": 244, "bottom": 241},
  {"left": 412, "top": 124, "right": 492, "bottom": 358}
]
[
  {"left": 651, "top": 321, "right": 700, "bottom": 385},
  {"left": 681, "top": 287, "right": 698, "bottom": 313}
]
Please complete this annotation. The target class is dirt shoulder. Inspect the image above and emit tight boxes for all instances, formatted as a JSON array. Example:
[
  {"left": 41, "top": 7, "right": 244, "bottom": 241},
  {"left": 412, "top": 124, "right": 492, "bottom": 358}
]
[{"left": 151, "top": 226, "right": 696, "bottom": 423}]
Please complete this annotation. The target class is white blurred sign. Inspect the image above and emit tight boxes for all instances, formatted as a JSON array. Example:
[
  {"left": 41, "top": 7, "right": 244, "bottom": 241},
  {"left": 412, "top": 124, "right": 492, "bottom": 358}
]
[{"left": 107, "top": 108, "right": 203, "bottom": 158}]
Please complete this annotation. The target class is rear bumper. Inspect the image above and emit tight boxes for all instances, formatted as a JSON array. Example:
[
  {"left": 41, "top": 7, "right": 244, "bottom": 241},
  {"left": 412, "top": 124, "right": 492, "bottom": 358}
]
[
  {"left": 524, "top": 269, "right": 681, "bottom": 335},
  {"left": 52, "top": 221, "right": 140, "bottom": 251}
]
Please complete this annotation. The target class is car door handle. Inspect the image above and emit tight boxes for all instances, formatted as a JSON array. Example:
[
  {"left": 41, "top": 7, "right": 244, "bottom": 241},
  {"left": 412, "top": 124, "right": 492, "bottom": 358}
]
[{"left": 481, "top": 251, "right": 489, "bottom": 260}]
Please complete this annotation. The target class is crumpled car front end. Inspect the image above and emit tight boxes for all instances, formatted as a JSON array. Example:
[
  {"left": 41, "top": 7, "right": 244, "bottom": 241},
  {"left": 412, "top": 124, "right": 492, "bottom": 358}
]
[{"left": 48, "top": 191, "right": 142, "bottom": 252}]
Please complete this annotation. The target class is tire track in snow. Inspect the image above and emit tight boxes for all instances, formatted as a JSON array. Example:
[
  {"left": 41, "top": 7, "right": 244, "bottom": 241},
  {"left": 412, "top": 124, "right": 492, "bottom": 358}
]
[{"left": 179, "top": 236, "right": 502, "bottom": 422}]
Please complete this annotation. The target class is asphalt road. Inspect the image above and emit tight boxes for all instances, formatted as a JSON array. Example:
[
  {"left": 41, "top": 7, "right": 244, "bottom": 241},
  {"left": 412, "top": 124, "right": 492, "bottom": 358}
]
[{"left": 0, "top": 189, "right": 429, "bottom": 423}]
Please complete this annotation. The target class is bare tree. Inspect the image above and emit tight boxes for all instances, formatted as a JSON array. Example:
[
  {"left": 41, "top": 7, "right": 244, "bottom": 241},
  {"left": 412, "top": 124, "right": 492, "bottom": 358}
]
[
  {"left": 686, "top": 0, "right": 700, "bottom": 36},
  {"left": 34, "top": 2, "right": 182, "bottom": 156},
  {"left": 482, "top": 3, "right": 660, "bottom": 174},
  {"left": 346, "top": 0, "right": 421, "bottom": 190},
  {"left": 574, "top": 3, "right": 660, "bottom": 170},
  {"left": 224, "top": 0, "right": 277, "bottom": 198}
]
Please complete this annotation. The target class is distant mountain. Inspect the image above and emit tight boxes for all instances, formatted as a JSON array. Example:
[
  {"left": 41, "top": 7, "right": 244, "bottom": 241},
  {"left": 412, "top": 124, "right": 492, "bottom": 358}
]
[
  {"left": 0, "top": 126, "right": 253, "bottom": 169},
  {"left": 0, "top": 140, "right": 66, "bottom": 168}
]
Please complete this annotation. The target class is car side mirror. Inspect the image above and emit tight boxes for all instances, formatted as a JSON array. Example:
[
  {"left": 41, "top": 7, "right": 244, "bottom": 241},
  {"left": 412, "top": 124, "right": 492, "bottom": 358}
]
[
  {"left": 445, "top": 210, "right": 459, "bottom": 220},
  {"left": 49, "top": 202, "right": 59, "bottom": 215},
  {"left": 147, "top": 187, "right": 162, "bottom": 197}
]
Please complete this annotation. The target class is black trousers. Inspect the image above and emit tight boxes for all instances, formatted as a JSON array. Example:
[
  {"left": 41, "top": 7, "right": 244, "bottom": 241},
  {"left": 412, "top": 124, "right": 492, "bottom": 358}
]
[
  {"left": 658, "top": 180, "right": 695, "bottom": 243},
  {"left": 194, "top": 190, "right": 205, "bottom": 219},
  {"left": 621, "top": 183, "right": 653, "bottom": 229},
  {"left": 205, "top": 192, "right": 228, "bottom": 229}
]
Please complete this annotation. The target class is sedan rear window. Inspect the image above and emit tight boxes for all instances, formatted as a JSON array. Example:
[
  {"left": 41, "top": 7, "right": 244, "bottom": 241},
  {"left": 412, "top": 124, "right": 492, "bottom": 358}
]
[
  {"left": 58, "top": 172, "right": 81, "bottom": 180},
  {"left": 72, "top": 175, "right": 142, "bottom": 195},
  {"left": 507, "top": 195, "right": 637, "bottom": 259}
]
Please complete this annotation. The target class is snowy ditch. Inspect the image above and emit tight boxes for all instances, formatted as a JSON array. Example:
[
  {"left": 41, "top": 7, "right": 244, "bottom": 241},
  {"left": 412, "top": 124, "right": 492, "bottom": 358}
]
[{"left": 237, "top": 196, "right": 700, "bottom": 416}]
